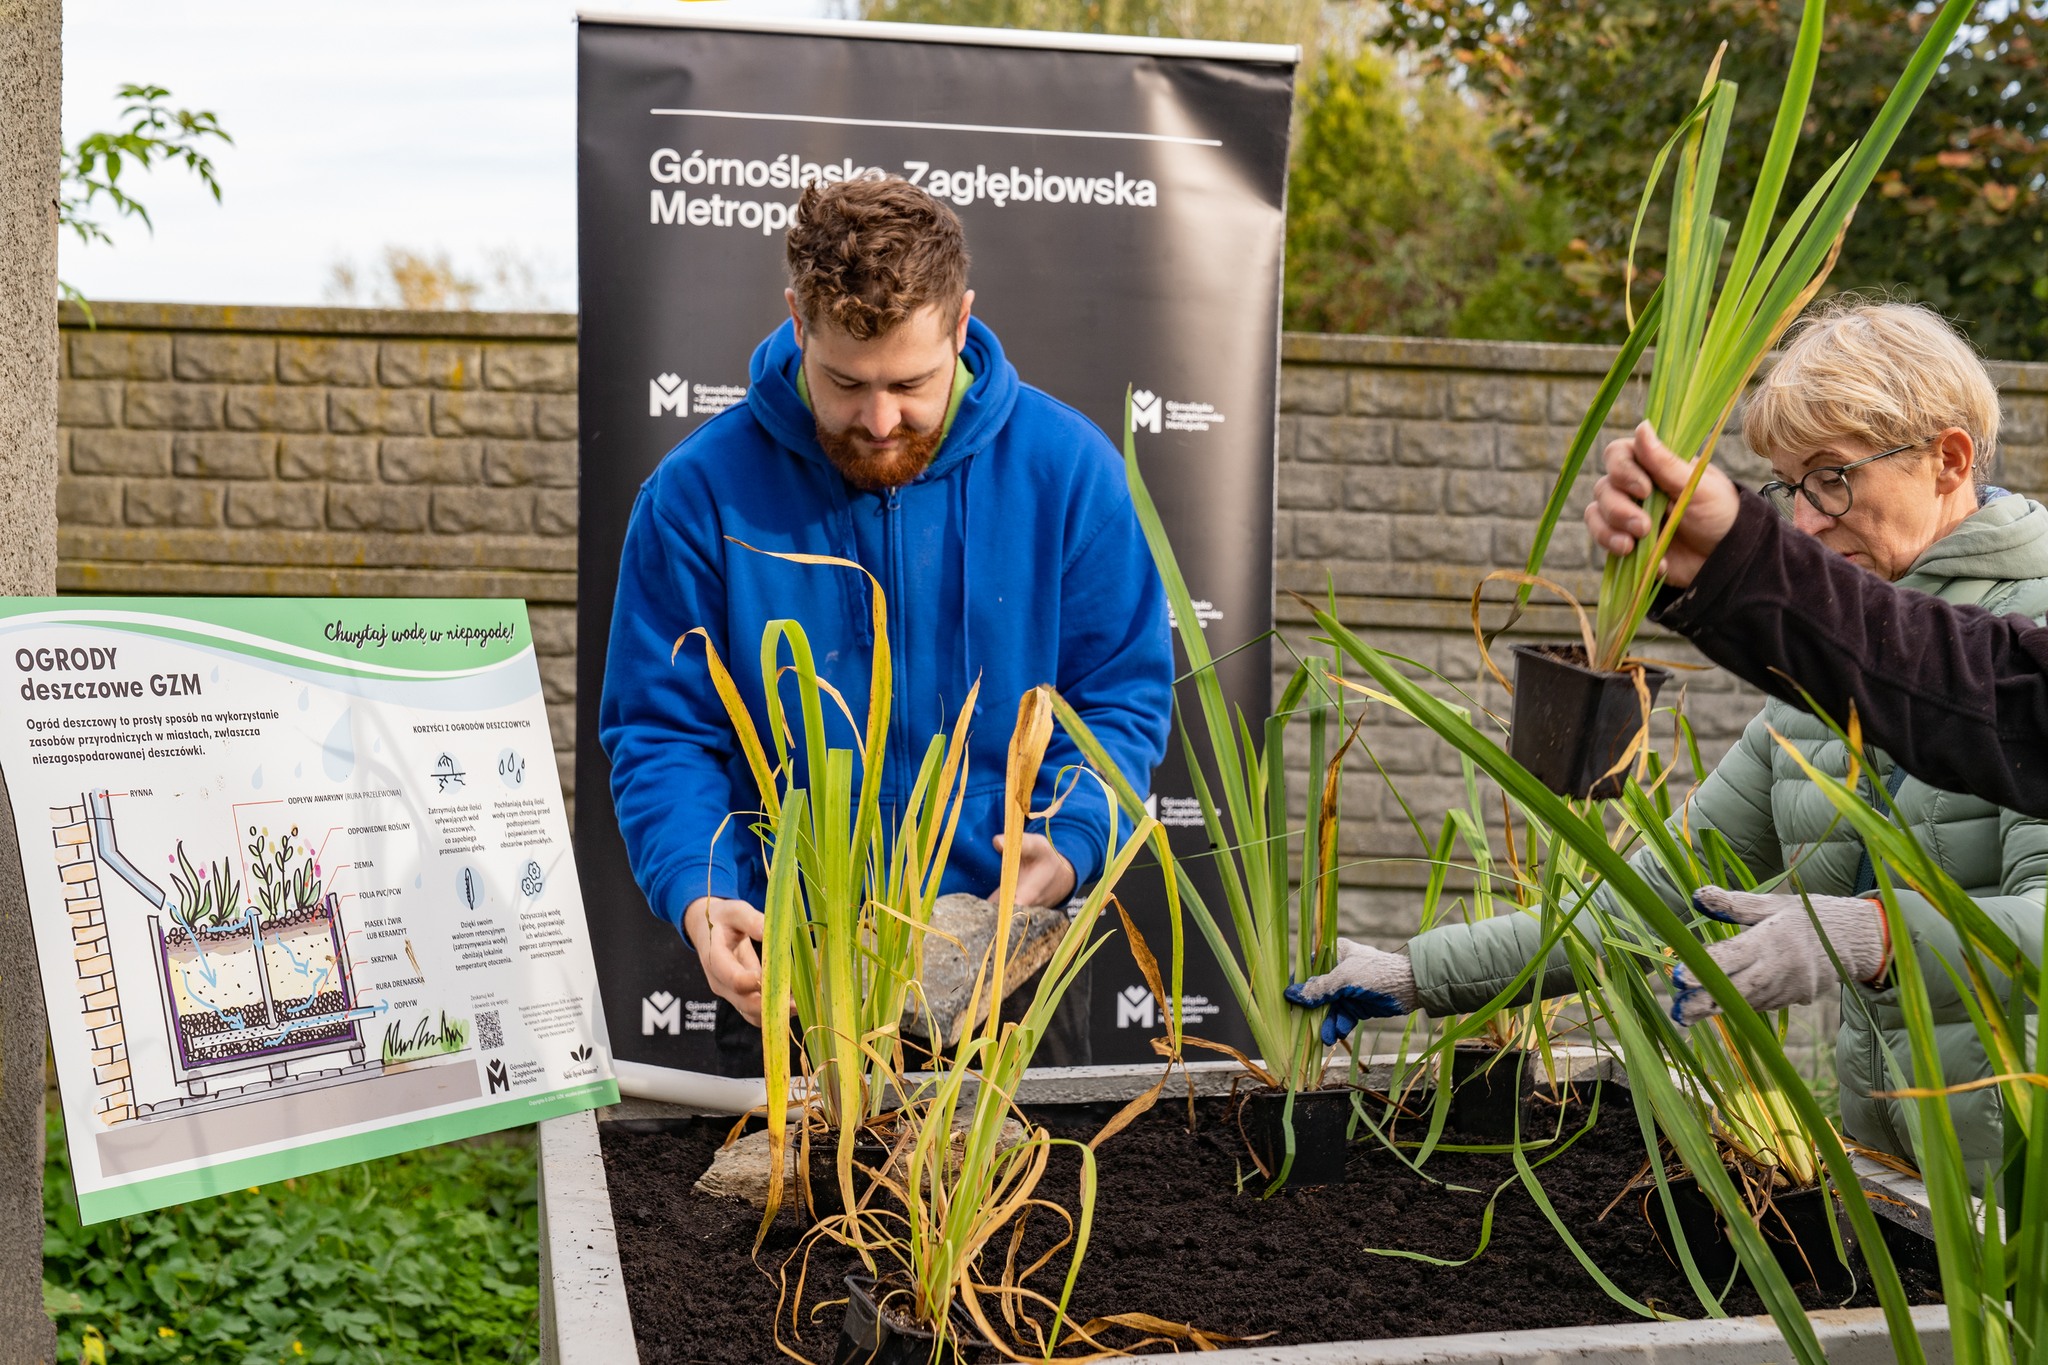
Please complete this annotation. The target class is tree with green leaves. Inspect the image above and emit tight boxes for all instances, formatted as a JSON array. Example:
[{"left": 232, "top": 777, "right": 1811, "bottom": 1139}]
[
  {"left": 861, "top": 0, "right": 1570, "bottom": 340},
  {"left": 1383, "top": 0, "right": 2048, "bottom": 356},
  {"left": 60, "top": 84, "right": 232, "bottom": 306},
  {"left": 1286, "top": 47, "right": 1576, "bottom": 339}
]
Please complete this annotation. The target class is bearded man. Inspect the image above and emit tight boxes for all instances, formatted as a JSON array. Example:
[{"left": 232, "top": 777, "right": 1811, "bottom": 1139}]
[{"left": 599, "top": 177, "right": 1172, "bottom": 1072}]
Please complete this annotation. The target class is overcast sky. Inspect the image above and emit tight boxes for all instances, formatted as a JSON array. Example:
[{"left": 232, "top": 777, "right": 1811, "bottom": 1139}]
[{"left": 61, "top": 0, "right": 827, "bottom": 310}]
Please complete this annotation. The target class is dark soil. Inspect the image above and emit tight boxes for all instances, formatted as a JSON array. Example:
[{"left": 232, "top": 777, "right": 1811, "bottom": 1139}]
[{"left": 601, "top": 1086, "right": 1942, "bottom": 1364}]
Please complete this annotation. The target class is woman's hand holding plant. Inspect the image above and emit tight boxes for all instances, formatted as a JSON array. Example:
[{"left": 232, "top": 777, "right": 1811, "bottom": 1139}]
[
  {"left": 1586, "top": 423, "right": 1743, "bottom": 587},
  {"left": 1286, "top": 938, "right": 1418, "bottom": 1044},
  {"left": 1669, "top": 886, "right": 1890, "bottom": 1026}
]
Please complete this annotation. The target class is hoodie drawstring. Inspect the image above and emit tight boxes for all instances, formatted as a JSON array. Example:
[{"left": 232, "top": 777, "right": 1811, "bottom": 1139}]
[{"left": 961, "top": 469, "right": 978, "bottom": 724}]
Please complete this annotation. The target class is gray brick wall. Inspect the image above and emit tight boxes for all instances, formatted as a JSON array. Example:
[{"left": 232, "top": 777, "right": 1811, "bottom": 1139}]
[
  {"left": 56, "top": 302, "right": 579, "bottom": 805},
  {"left": 55, "top": 306, "right": 2048, "bottom": 948}
]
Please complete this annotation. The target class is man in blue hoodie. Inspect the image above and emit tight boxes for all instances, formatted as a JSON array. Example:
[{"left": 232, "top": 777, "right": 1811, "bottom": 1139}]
[{"left": 599, "top": 177, "right": 1173, "bottom": 1071}]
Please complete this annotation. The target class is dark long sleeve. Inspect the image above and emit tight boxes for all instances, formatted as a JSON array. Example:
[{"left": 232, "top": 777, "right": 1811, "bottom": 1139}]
[{"left": 1651, "top": 488, "right": 2048, "bottom": 818}]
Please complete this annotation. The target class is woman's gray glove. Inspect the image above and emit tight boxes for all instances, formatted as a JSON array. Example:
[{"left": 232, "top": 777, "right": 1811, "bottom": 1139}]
[
  {"left": 1285, "top": 939, "right": 1420, "bottom": 1045},
  {"left": 1669, "top": 886, "right": 1890, "bottom": 1026}
]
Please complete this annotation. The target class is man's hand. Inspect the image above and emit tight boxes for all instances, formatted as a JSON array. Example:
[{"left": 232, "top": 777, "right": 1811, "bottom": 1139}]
[
  {"left": 1285, "top": 939, "right": 1419, "bottom": 1045},
  {"left": 1669, "top": 886, "right": 1890, "bottom": 1027},
  {"left": 992, "top": 832, "right": 1077, "bottom": 908},
  {"left": 682, "top": 896, "right": 767, "bottom": 1025},
  {"left": 1585, "top": 422, "right": 1742, "bottom": 588}
]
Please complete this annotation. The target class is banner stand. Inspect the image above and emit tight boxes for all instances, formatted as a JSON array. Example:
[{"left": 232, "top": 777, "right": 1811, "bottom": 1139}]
[{"left": 576, "top": 10, "right": 1295, "bottom": 1099}]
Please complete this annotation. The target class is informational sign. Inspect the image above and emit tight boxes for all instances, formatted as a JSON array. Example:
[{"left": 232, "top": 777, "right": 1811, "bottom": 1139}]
[
  {"left": 0, "top": 599, "right": 617, "bottom": 1223},
  {"left": 576, "top": 12, "right": 1295, "bottom": 1084}
]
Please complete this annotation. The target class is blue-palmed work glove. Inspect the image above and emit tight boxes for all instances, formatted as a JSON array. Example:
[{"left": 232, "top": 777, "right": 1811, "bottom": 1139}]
[
  {"left": 1285, "top": 938, "right": 1420, "bottom": 1045},
  {"left": 1669, "top": 886, "right": 1890, "bottom": 1027}
]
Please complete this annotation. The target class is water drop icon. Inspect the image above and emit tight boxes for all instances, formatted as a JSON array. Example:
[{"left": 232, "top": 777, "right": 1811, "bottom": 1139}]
[{"left": 321, "top": 709, "right": 355, "bottom": 782}]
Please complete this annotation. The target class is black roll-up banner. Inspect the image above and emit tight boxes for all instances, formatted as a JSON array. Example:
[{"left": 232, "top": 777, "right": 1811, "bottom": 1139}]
[{"left": 576, "top": 13, "right": 1295, "bottom": 1096}]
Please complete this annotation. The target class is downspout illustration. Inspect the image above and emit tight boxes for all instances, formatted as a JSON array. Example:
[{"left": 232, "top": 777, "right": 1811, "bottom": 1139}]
[{"left": 87, "top": 790, "right": 166, "bottom": 910}]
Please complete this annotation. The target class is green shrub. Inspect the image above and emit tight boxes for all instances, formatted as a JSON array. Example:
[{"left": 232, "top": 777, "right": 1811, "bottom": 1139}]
[{"left": 42, "top": 1107, "right": 539, "bottom": 1364}]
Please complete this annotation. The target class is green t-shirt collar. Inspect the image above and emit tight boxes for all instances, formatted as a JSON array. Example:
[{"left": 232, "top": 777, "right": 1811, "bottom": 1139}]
[{"left": 796, "top": 353, "right": 974, "bottom": 447}]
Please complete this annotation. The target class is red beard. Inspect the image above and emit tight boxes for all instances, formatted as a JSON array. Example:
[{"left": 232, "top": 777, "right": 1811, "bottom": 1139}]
[{"left": 815, "top": 418, "right": 946, "bottom": 492}]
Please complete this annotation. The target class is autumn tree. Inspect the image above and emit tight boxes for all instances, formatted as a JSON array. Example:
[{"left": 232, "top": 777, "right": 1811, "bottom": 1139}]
[
  {"left": 1384, "top": 0, "right": 2048, "bottom": 355},
  {"left": 1286, "top": 47, "right": 1574, "bottom": 338}
]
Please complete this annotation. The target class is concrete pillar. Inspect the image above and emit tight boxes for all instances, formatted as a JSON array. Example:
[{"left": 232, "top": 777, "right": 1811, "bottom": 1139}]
[{"left": 0, "top": 0, "right": 64, "bottom": 1358}]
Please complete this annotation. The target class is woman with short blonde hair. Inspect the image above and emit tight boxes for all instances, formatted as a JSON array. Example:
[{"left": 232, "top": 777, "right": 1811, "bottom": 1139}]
[{"left": 1294, "top": 300, "right": 2048, "bottom": 1177}]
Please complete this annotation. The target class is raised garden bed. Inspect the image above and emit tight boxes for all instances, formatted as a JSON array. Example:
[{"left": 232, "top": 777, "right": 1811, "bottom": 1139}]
[{"left": 539, "top": 1056, "right": 1953, "bottom": 1364}]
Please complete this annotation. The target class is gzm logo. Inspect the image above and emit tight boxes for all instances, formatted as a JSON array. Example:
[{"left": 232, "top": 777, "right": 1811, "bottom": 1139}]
[
  {"left": 650, "top": 373, "right": 688, "bottom": 416},
  {"left": 1130, "top": 389, "right": 1162, "bottom": 435},
  {"left": 1115, "top": 985, "right": 1156, "bottom": 1030},
  {"left": 486, "top": 1058, "right": 510, "bottom": 1094},
  {"left": 642, "top": 991, "right": 682, "bottom": 1036}
]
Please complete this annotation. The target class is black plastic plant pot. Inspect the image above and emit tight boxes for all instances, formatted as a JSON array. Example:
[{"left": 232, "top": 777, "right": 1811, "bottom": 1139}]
[
  {"left": 1759, "top": 1184, "right": 1854, "bottom": 1296},
  {"left": 1646, "top": 1175, "right": 1851, "bottom": 1295},
  {"left": 1245, "top": 1086, "right": 1353, "bottom": 1187},
  {"left": 835, "top": 1275, "right": 962, "bottom": 1365},
  {"left": 1644, "top": 1174, "right": 1739, "bottom": 1287},
  {"left": 1507, "top": 644, "right": 1671, "bottom": 801},
  {"left": 803, "top": 1136, "right": 893, "bottom": 1221},
  {"left": 1447, "top": 1043, "right": 1531, "bottom": 1141}
]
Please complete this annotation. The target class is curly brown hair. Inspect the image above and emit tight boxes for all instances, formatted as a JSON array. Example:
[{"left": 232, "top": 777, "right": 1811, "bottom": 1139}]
[{"left": 785, "top": 178, "right": 970, "bottom": 341}]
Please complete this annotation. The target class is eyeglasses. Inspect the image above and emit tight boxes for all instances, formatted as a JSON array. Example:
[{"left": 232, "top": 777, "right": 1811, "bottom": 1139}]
[{"left": 1759, "top": 437, "right": 1933, "bottom": 520}]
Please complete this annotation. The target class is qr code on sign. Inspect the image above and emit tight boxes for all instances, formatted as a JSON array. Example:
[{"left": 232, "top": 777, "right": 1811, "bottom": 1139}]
[{"left": 477, "top": 1009, "right": 504, "bottom": 1051}]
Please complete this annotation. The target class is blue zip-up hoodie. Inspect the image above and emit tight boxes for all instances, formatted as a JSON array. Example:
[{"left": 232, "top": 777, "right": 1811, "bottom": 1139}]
[{"left": 599, "top": 316, "right": 1173, "bottom": 934}]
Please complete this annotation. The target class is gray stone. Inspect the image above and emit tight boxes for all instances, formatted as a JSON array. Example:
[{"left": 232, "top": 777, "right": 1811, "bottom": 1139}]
[
  {"left": 902, "top": 893, "right": 1071, "bottom": 1047},
  {"left": 693, "top": 1114, "right": 1026, "bottom": 1209},
  {"left": 125, "top": 382, "right": 225, "bottom": 431},
  {"left": 484, "top": 344, "right": 577, "bottom": 393},
  {"left": 57, "top": 380, "right": 119, "bottom": 428},
  {"left": 380, "top": 341, "right": 481, "bottom": 389},
  {"left": 329, "top": 387, "right": 429, "bottom": 435},
  {"left": 70, "top": 330, "right": 169, "bottom": 380},
  {"left": 72, "top": 430, "right": 170, "bottom": 476},
  {"left": 535, "top": 490, "right": 577, "bottom": 536},
  {"left": 225, "top": 385, "right": 325, "bottom": 433},
  {"left": 278, "top": 435, "right": 376, "bottom": 482},
  {"left": 56, "top": 479, "right": 122, "bottom": 527},
  {"left": 535, "top": 395, "right": 578, "bottom": 440},
  {"left": 433, "top": 391, "right": 533, "bottom": 438},
  {"left": 174, "top": 334, "right": 276, "bottom": 383},
  {"left": 278, "top": 337, "right": 376, "bottom": 386},
  {"left": 431, "top": 487, "right": 532, "bottom": 534}
]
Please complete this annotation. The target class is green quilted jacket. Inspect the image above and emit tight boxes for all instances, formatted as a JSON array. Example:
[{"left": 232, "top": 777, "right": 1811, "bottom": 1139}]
[{"left": 1408, "top": 494, "right": 2048, "bottom": 1172}]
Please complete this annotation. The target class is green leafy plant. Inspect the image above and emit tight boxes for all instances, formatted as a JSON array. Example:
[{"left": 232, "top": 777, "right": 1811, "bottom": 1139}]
[
  {"left": 166, "top": 841, "right": 241, "bottom": 933},
  {"left": 59, "top": 84, "right": 232, "bottom": 312},
  {"left": 245, "top": 823, "right": 325, "bottom": 925},
  {"left": 830, "top": 687, "right": 1185, "bottom": 1360},
  {"left": 1506, "top": 0, "right": 1980, "bottom": 670},
  {"left": 684, "top": 547, "right": 976, "bottom": 1238},
  {"left": 1320, "top": 618, "right": 1924, "bottom": 1362},
  {"left": 1050, "top": 397, "right": 1361, "bottom": 1193},
  {"left": 1323, "top": 683, "right": 1830, "bottom": 1313},
  {"left": 43, "top": 1107, "right": 540, "bottom": 1364},
  {"left": 685, "top": 552, "right": 1193, "bottom": 1352},
  {"left": 1773, "top": 713, "right": 2048, "bottom": 1363}
]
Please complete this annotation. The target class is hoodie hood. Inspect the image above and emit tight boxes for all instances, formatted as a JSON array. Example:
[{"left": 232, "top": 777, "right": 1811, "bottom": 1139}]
[
  {"left": 744, "top": 315, "right": 1021, "bottom": 482},
  {"left": 1902, "top": 492, "right": 2048, "bottom": 589},
  {"left": 600, "top": 315, "right": 1172, "bottom": 933}
]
